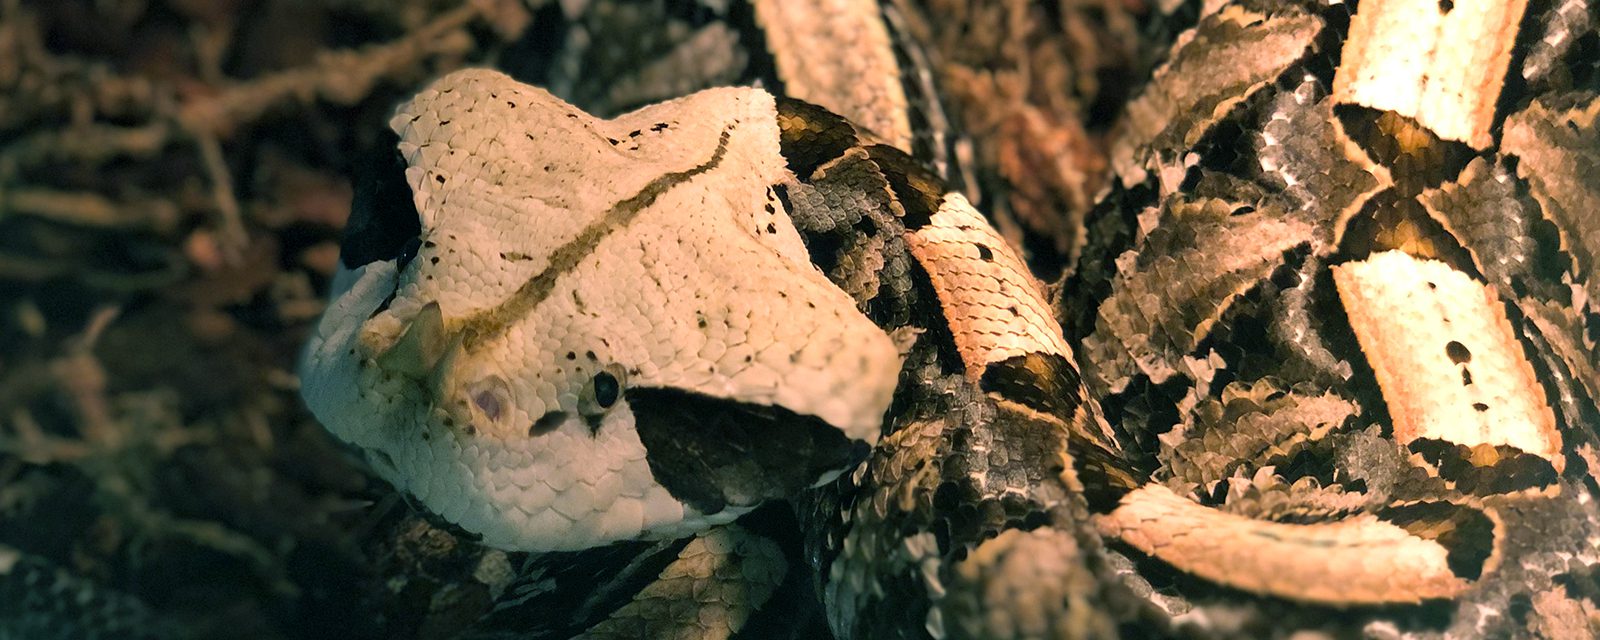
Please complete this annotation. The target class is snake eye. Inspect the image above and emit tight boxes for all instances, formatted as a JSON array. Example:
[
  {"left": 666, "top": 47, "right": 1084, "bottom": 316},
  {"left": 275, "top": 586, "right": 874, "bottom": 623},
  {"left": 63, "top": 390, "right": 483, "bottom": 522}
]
[{"left": 578, "top": 365, "right": 627, "bottom": 418}]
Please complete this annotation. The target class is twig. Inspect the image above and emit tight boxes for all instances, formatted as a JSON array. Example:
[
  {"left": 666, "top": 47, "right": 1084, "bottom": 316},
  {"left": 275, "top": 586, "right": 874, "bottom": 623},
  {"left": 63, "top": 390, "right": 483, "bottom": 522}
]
[
  {"left": 0, "top": 1, "right": 498, "bottom": 271},
  {"left": 0, "top": 250, "right": 187, "bottom": 292},
  {"left": 174, "top": 2, "right": 486, "bottom": 138},
  {"left": 0, "top": 123, "right": 172, "bottom": 179},
  {"left": 0, "top": 188, "right": 181, "bottom": 232},
  {"left": 52, "top": 306, "right": 120, "bottom": 445},
  {"left": 0, "top": 409, "right": 92, "bottom": 465},
  {"left": 0, "top": 0, "right": 494, "bottom": 257},
  {"left": 193, "top": 133, "right": 249, "bottom": 262},
  {"left": 125, "top": 509, "right": 299, "bottom": 597}
]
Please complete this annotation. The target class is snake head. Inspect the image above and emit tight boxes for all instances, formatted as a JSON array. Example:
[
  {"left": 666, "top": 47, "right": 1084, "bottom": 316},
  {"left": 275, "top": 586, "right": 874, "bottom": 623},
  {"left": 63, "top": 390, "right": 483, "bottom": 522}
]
[{"left": 300, "top": 70, "right": 899, "bottom": 551}]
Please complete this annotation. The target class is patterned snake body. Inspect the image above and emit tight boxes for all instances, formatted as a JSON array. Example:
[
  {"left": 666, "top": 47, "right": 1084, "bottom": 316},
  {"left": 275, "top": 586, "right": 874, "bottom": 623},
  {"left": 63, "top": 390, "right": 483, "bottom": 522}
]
[{"left": 300, "top": 0, "right": 1600, "bottom": 637}]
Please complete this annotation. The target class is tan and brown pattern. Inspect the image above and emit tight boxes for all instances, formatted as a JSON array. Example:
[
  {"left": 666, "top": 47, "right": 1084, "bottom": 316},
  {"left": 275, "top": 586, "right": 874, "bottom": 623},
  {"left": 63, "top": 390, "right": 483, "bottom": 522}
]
[{"left": 293, "top": 0, "right": 1600, "bottom": 638}]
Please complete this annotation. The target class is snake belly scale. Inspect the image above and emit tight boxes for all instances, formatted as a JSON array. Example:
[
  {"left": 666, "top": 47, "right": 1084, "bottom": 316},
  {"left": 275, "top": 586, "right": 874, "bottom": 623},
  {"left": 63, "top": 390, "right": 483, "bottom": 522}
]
[{"left": 300, "top": 0, "right": 1598, "bottom": 637}]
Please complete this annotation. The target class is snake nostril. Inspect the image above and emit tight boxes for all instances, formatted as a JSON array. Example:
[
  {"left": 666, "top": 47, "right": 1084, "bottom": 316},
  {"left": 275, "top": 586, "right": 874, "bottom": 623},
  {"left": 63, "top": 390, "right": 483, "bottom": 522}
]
[{"left": 592, "top": 372, "right": 620, "bottom": 408}]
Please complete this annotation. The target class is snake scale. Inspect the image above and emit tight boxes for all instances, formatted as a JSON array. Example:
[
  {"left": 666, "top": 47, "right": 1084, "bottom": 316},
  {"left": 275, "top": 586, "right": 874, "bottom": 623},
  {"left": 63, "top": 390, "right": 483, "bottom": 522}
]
[{"left": 295, "top": 0, "right": 1600, "bottom": 638}]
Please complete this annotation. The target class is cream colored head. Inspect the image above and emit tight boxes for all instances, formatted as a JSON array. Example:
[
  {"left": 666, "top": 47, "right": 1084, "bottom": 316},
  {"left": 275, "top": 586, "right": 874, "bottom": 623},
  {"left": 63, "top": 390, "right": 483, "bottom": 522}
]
[{"left": 300, "top": 70, "right": 899, "bottom": 551}]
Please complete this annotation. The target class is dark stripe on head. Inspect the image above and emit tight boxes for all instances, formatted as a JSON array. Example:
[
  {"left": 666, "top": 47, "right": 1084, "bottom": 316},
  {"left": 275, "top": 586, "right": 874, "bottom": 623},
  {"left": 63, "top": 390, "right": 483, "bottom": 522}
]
[
  {"left": 458, "top": 128, "right": 734, "bottom": 349},
  {"left": 863, "top": 144, "right": 946, "bottom": 229},
  {"left": 775, "top": 98, "right": 861, "bottom": 178},
  {"left": 628, "top": 387, "right": 869, "bottom": 515},
  {"left": 343, "top": 127, "right": 423, "bottom": 269}
]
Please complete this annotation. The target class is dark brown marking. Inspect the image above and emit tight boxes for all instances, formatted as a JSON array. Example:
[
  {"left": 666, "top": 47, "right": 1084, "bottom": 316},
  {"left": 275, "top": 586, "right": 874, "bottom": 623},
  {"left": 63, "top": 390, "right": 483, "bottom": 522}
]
[
  {"left": 775, "top": 98, "right": 861, "bottom": 178},
  {"left": 771, "top": 183, "right": 793, "bottom": 215},
  {"left": 1408, "top": 438, "right": 1559, "bottom": 495},
  {"left": 981, "top": 352, "right": 1135, "bottom": 509},
  {"left": 863, "top": 144, "right": 946, "bottom": 229},
  {"left": 629, "top": 387, "right": 867, "bottom": 515},
  {"left": 980, "top": 353, "right": 1085, "bottom": 423},
  {"left": 1379, "top": 501, "right": 1495, "bottom": 579}
]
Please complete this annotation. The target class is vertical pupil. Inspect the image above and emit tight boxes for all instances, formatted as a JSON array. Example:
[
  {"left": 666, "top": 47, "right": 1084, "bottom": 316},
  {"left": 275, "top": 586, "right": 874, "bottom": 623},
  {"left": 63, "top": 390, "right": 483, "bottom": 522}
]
[{"left": 593, "top": 372, "right": 619, "bottom": 408}]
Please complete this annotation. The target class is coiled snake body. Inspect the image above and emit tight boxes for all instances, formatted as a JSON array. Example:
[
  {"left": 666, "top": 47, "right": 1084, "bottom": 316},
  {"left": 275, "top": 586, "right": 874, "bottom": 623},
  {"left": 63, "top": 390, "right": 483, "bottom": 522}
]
[{"left": 300, "top": 0, "right": 1600, "bottom": 637}]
